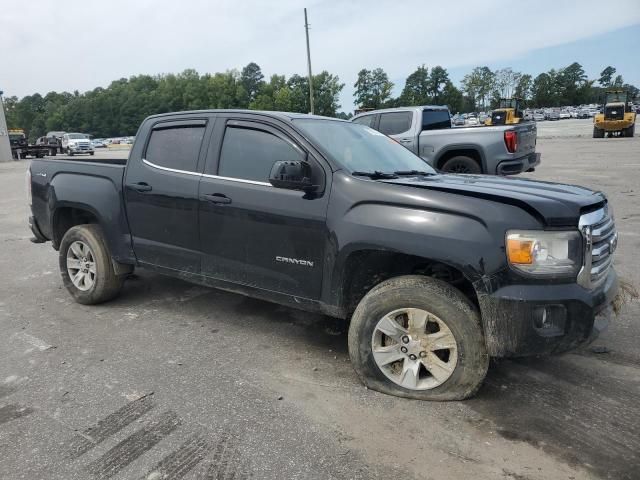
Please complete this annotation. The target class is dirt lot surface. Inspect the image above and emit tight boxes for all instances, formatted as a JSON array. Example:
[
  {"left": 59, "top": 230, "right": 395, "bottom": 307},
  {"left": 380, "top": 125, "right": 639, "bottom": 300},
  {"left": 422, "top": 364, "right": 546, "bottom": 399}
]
[{"left": 1, "top": 121, "right": 639, "bottom": 480}]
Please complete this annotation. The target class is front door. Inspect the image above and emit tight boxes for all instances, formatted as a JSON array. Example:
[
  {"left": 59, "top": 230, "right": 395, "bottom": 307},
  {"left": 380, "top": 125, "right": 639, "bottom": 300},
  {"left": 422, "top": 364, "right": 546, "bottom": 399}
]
[
  {"left": 124, "top": 118, "right": 210, "bottom": 272},
  {"left": 198, "top": 118, "right": 329, "bottom": 300}
]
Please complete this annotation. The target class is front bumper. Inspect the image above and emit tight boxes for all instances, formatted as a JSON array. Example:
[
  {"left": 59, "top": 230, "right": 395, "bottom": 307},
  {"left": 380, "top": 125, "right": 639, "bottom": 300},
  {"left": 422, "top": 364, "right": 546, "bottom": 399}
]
[
  {"left": 496, "top": 152, "right": 541, "bottom": 175},
  {"left": 477, "top": 269, "right": 618, "bottom": 357}
]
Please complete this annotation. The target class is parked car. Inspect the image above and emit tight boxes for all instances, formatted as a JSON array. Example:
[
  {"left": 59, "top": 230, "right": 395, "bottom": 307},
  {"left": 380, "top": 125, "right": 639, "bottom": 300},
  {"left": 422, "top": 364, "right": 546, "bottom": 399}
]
[
  {"left": 453, "top": 116, "right": 466, "bottom": 126},
  {"left": 559, "top": 111, "right": 571, "bottom": 120},
  {"left": 577, "top": 109, "right": 591, "bottom": 119},
  {"left": 61, "top": 133, "right": 95, "bottom": 156},
  {"left": 466, "top": 116, "right": 479, "bottom": 126},
  {"left": 27, "top": 109, "right": 618, "bottom": 401},
  {"left": 547, "top": 111, "right": 560, "bottom": 121},
  {"left": 352, "top": 106, "right": 540, "bottom": 175},
  {"left": 533, "top": 112, "right": 545, "bottom": 122},
  {"left": 92, "top": 139, "right": 108, "bottom": 148}
]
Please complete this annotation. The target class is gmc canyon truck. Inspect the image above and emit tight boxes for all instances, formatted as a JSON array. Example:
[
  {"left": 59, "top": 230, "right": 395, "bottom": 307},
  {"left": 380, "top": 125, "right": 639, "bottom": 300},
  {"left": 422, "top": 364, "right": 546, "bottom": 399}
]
[
  {"left": 352, "top": 106, "right": 540, "bottom": 175},
  {"left": 27, "top": 110, "right": 618, "bottom": 400}
]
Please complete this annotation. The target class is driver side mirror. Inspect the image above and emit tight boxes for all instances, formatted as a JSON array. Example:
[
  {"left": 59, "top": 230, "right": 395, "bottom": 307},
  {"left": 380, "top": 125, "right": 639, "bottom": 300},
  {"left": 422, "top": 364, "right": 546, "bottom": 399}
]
[{"left": 269, "top": 160, "right": 316, "bottom": 192}]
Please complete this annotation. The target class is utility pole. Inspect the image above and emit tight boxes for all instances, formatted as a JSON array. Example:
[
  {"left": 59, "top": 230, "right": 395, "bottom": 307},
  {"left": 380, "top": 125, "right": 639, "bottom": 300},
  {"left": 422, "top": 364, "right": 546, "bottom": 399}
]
[
  {"left": 0, "top": 90, "right": 12, "bottom": 162},
  {"left": 304, "top": 8, "right": 315, "bottom": 115}
]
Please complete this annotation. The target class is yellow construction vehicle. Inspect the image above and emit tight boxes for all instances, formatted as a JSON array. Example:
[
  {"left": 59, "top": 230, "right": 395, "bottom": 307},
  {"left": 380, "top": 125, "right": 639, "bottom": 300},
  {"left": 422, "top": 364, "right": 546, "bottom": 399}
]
[
  {"left": 593, "top": 90, "right": 636, "bottom": 138},
  {"left": 485, "top": 98, "right": 525, "bottom": 125}
]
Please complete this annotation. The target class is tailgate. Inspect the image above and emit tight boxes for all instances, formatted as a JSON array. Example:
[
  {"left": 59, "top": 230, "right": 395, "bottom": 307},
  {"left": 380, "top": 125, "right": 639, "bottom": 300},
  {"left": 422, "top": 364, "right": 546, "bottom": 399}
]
[{"left": 515, "top": 122, "right": 536, "bottom": 156}]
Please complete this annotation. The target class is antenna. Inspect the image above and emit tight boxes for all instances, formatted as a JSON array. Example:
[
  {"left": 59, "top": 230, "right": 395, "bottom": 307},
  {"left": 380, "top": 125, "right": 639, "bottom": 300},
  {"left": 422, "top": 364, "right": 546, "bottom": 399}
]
[{"left": 304, "top": 8, "right": 315, "bottom": 115}]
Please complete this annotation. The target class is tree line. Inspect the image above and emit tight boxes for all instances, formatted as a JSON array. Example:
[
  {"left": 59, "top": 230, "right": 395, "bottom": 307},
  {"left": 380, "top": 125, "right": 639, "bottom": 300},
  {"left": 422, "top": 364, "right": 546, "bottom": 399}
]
[{"left": 4, "top": 62, "right": 638, "bottom": 140}]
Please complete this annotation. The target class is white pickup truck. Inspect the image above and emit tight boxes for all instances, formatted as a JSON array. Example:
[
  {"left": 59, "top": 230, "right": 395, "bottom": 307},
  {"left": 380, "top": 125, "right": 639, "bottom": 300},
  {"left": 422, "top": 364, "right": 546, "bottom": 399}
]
[
  {"left": 352, "top": 106, "right": 540, "bottom": 175},
  {"left": 61, "top": 133, "right": 95, "bottom": 156}
]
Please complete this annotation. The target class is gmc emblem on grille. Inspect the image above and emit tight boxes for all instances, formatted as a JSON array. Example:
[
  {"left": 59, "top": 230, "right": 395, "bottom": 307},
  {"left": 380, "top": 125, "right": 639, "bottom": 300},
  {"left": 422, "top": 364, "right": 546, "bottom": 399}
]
[{"left": 609, "top": 233, "right": 618, "bottom": 255}]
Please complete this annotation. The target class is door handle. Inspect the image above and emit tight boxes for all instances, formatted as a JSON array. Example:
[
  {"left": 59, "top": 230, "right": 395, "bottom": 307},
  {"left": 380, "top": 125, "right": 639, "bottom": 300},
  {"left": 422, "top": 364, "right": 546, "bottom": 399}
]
[
  {"left": 126, "top": 182, "right": 152, "bottom": 192},
  {"left": 203, "top": 193, "right": 232, "bottom": 204},
  {"left": 399, "top": 138, "right": 412, "bottom": 143}
]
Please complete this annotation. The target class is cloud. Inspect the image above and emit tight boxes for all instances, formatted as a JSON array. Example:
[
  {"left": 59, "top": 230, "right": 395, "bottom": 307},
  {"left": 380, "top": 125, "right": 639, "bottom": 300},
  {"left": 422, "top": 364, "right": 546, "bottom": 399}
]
[{"left": 2, "top": 0, "right": 639, "bottom": 109}]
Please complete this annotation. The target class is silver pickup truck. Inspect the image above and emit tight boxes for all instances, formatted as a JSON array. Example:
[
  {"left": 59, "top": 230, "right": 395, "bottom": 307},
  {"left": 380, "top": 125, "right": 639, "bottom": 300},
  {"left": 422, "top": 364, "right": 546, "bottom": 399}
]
[{"left": 352, "top": 106, "right": 540, "bottom": 175}]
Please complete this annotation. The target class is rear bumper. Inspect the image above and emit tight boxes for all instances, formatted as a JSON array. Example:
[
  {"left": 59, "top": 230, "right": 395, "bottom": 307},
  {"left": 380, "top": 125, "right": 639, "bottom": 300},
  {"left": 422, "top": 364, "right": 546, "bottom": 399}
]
[
  {"left": 496, "top": 152, "right": 541, "bottom": 175},
  {"left": 477, "top": 269, "right": 618, "bottom": 357}
]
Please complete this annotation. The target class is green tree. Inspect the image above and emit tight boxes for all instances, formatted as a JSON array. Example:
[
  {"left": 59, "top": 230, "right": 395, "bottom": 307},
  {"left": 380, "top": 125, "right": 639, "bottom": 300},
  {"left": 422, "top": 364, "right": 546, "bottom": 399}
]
[
  {"left": 599, "top": 66, "right": 616, "bottom": 87},
  {"left": 240, "top": 62, "right": 264, "bottom": 103},
  {"left": 354, "top": 68, "right": 393, "bottom": 109},
  {"left": 428, "top": 66, "right": 449, "bottom": 104},
  {"left": 461, "top": 67, "right": 495, "bottom": 110},
  {"left": 399, "top": 65, "right": 430, "bottom": 105},
  {"left": 514, "top": 74, "right": 533, "bottom": 101}
]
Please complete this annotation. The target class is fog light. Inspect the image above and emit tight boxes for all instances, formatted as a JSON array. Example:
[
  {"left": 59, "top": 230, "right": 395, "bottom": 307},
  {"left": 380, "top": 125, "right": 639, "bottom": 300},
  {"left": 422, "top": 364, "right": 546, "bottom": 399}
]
[{"left": 532, "top": 305, "right": 566, "bottom": 337}]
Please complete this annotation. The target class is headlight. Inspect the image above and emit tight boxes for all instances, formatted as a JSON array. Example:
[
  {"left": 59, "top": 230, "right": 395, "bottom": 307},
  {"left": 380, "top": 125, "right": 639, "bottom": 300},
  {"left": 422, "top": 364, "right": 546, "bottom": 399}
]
[{"left": 506, "top": 230, "right": 582, "bottom": 276}]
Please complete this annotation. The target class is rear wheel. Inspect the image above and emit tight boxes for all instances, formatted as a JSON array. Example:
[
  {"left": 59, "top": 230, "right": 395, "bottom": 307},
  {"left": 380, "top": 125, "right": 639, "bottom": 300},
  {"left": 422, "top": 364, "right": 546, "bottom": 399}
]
[
  {"left": 440, "top": 156, "right": 481, "bottom": 174},
  {"left": 348, "top": 275, "right": 489, "bottom": 401},
  {"left": 593, "top": 126, "right": 604, "bottom": 138},
  {"left": 59, "top": 224, "right": 125, "bottom": 304}
]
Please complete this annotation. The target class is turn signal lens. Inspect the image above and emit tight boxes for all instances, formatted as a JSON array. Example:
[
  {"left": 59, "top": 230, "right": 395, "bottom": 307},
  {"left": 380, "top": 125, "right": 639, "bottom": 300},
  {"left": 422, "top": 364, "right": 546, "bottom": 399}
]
[{"left": 507, "top": 238, "right": 534, "bottom": 264}]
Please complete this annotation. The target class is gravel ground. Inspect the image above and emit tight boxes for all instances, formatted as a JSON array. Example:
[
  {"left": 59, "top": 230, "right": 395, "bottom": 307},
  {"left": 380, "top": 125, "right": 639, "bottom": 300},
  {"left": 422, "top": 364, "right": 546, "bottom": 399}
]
[{"left": 1, "top": 121, "right": 639, "bottom": 480}]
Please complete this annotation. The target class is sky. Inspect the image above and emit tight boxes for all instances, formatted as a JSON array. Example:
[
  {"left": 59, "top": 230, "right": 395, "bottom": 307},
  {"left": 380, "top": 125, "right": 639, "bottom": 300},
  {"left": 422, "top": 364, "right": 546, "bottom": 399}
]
[{"left": 2, "top": 0, "right": 640, "bottom": 113}]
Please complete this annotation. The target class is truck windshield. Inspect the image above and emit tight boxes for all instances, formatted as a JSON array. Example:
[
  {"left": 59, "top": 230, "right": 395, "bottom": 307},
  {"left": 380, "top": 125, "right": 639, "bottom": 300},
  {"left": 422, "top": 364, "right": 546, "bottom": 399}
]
[
  {"left": 294, "top": 119, "right": 435, "bottom": 175},
  {"left": 67, "top": 133, "right": 88, "bottom": 139}
]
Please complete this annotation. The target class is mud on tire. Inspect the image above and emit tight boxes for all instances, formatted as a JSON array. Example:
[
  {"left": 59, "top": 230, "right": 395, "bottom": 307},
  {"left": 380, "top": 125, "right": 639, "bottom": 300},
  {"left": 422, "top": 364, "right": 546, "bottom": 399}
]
[
  {"left": 348, "top": 275, "right": 489, "bottom": 401},
  {"left": 59, "top": 224, "right": 125, "bottom": 305}
]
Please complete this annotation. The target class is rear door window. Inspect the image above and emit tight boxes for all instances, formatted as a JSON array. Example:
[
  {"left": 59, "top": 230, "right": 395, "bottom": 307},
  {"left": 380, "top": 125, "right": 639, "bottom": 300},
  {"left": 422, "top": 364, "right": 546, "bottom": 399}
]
[
  {"left": 218, "top": 126, "right": 304, "bottom": 183},
  {"left": 145, "top": 126, "right": 206, "bottom": 172},
  {"left": 353, "top": 115, "right": 376, "bottom": 127},
  {"left": 378, "top": 112, "right": 412, "bottom": 135}
]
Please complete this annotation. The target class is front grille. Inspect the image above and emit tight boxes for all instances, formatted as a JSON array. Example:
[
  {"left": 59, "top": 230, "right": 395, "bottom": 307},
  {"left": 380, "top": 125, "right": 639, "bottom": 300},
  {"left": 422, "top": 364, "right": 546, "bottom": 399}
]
[
  {"left": 491, "top": 111, "right": 506, "bottom": 125},
  {"left": 604, "top": 106, "right": 624, "bottom": 120},
  {"left": 577, "top": 205, "right": 617, "bottom": 288}
]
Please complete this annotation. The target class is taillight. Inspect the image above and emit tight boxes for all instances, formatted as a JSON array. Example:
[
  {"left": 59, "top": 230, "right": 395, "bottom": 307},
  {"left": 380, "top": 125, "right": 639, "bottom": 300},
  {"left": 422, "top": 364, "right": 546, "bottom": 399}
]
[
  {"left": 504, "top": 130, "right": 518, "bottom": 153},
  {"left": 26, "top": 168, "right": 32, "bottom": 206}
]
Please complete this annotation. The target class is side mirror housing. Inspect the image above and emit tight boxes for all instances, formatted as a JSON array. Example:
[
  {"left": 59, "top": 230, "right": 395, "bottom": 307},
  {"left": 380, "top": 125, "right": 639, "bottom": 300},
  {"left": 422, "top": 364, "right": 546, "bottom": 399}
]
[{"left": 269, "top": 160, "right": 315, "bottom": 192}]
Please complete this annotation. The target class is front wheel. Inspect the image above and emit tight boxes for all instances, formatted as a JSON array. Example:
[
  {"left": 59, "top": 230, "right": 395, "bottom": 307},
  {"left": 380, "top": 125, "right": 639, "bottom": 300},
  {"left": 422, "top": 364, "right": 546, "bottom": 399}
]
[
  {"left": 59, "top": 224, "right": 125, "bottom": 304},
  {"left": 440, "top": 156, "right": 481, "bottom": 174},
  {"left": 593, "top": 126, "right": 605, "bottom": 138},
  {"left": 624, "top": 124, "right": 635, "bottom": 137},
  {"left": 348, "top": 275, "right": 489, "bottom": 401}
]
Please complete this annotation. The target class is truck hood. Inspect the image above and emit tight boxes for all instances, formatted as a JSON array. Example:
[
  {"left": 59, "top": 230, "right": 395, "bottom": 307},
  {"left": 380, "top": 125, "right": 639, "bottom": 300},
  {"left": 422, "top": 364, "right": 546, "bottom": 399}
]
[{"left": 382, "top": 174, "right": 606, "bottom": 226}]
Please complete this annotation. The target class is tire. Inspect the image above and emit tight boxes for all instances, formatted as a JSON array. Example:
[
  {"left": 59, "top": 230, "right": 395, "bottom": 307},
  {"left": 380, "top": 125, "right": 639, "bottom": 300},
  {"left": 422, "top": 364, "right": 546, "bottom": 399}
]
[
  {"left": 59, "top": 224, "right": 125, "bottom": 305},
  {"left": 593, "top": 126, "right": 604, "bottom": 138},
  {"left": 89, "top": 151, "right": 95, "bottom": 156},
  {"left": 67, "top": 148, "right": 74, "bottom": 156},
  {"left": 348, "top": 275, "right": 489, "bottom": 401},
  {"left": 440, "top": 156, "right": 481, "bottom": 174},
  {"left": 624, "top": 125, "right": 635, "bottom": 137}
]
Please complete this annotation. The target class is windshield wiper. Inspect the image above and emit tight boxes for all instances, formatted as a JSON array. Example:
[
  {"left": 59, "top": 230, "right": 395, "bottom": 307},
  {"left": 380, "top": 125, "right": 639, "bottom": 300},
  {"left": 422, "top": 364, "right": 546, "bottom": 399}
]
[
  {"left": 393, "top": 170, "right": 435, "bottom": 176},
  {"left": 352, "top": 170, "right": 399, "bottom": 179}
]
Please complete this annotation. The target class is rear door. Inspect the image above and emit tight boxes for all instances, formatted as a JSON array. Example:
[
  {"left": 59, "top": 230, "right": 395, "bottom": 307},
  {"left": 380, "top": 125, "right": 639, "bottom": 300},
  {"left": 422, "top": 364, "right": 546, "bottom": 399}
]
[
  {"left": 197, "top": 116, "right": 329, "bottom": 300},
  {"left": 377, "top": 111, "right": 416, "bottom": 152},
  {"left": 124, "top": 117, "right": 211, "bottom": 272}
]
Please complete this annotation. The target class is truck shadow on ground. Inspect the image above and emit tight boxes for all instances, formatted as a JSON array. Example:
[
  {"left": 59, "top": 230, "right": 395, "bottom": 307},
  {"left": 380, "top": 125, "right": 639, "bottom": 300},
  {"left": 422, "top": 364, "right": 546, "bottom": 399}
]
[{"left": 117, "top": 272, "right": 640, "bottom": 480}]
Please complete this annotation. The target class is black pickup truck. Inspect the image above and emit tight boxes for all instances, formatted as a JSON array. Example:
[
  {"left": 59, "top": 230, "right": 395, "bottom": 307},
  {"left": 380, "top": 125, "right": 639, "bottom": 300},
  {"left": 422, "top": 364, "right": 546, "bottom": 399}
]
[{"left": 28, "top": 110, "right": 619, "bottom": 400}]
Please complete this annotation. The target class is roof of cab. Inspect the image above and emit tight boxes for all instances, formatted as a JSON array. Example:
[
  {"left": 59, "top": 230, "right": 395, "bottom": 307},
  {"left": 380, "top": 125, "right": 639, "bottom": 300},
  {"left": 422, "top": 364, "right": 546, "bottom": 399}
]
[
  {"left": 352, "top": 105, "right": 449, "bottom": 118},
  {"left": 144, "top": 109, "right": 350, "bottom": 123}
]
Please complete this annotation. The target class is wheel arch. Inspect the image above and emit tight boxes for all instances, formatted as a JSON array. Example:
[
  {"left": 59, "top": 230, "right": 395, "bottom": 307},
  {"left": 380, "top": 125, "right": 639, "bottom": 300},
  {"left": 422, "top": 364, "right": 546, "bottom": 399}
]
[
  {"left": 435, "top": 145, "right": 486, "bottom": 172},
  {"left": 334, "top": 249, "right": 479, "bottom": 319}
]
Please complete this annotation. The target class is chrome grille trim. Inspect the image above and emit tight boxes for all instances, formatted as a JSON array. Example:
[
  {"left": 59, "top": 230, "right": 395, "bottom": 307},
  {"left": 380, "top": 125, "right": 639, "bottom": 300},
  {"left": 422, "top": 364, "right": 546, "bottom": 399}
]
[{"left": 577, "top": 204, "right": 616, "bottom": 289}]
